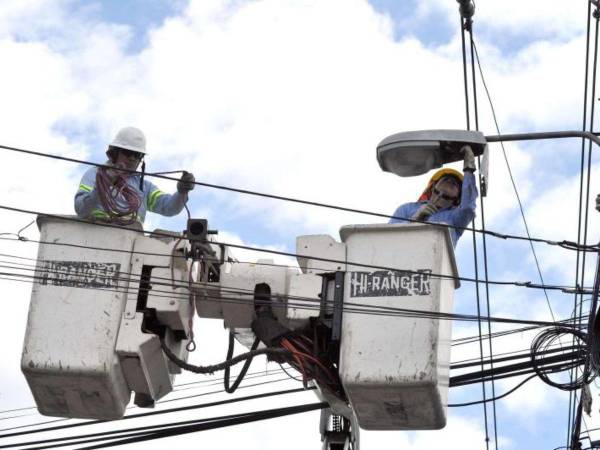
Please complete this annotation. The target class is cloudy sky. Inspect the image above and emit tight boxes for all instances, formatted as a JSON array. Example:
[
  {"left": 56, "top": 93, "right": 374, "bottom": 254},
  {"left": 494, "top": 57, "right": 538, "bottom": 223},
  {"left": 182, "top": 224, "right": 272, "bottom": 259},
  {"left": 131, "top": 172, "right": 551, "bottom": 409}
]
[{"left": 1, "top": 0, "right": 600, "bottom": 449}]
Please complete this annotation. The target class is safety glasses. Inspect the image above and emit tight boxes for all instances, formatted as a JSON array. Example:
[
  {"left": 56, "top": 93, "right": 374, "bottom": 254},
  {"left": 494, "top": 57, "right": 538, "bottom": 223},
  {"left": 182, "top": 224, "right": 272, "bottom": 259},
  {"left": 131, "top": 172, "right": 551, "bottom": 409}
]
[
  {"left": 119, "top": 149, "right": 144, "bottom": 160},
  {"left": 433, "top": 188, "right": 458, "bottom": 202}
]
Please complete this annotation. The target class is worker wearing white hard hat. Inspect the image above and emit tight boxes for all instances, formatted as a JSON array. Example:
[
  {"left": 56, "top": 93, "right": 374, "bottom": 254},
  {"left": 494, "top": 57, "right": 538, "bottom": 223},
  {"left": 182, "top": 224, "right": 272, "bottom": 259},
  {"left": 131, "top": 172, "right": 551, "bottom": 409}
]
[
  {"left": 388, "top": 146, "right": 478, "bottom": 246},
  {"left": 74, "top": 127, "right": 196, "bottom": 225}
]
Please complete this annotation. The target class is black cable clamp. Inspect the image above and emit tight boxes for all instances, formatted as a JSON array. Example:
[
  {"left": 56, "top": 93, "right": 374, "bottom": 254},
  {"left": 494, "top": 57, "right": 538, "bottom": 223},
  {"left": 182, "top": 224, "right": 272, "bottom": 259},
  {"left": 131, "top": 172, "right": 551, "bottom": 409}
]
[
  {"left": 457, "top": 0, "right": 475, "bottom": 31},
  {"left": 592, "top": 1, "right": 600, "bottom": 20}
]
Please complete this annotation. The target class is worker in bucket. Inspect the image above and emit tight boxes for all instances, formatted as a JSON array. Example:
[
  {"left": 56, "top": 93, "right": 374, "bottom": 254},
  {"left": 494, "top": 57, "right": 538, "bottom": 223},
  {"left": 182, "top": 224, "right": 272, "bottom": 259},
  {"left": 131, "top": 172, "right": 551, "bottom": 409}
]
[
  {"left": 389, "top": 146, "right": 478, "bottom": 246},
  {"left": 74, "top": 127, "right": 195, "bottom": 225}
]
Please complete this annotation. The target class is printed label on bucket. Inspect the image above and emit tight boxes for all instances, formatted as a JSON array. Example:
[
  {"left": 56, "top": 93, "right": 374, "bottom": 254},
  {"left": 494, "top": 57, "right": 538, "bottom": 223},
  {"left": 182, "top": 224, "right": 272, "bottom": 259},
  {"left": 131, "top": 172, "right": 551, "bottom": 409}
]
[
  {"left": 349, "top": 270, "right": 431, "bottom": 297},
  {"left": 39, "top": 261, "right": 121, "bottom": 289}
]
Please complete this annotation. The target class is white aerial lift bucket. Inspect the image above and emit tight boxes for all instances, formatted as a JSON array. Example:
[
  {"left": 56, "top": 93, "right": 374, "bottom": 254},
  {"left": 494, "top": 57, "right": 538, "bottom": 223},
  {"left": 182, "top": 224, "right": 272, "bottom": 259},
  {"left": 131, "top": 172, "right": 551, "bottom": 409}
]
[
  {"left": 338, "top": 223, "right": 459, "bottom": 430},
  {"left": 21, "top": 216, "right": 191, "bottom": 420}
]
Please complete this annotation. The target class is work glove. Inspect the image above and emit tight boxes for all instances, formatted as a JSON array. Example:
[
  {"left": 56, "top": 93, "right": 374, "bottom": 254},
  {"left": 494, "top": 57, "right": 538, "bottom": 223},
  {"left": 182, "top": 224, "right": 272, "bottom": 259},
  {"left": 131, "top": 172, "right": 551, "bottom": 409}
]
[
  {"left": 461, "top": 145, "right": 476, "bottom": 172},
  {"left": 412, "top": 203, "right": 438, "bottom": 221},
  {"left": 596, "top": 193, "right": 600, "bottom": 212},
  {"left": 177, "top": 171, "right": 196, "bottom": 194}
]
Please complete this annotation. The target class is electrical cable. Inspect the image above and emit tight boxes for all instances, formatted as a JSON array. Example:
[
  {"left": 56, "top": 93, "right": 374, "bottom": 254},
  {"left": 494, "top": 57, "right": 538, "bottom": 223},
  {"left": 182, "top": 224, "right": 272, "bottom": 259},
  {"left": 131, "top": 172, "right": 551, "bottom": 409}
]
[
  {"left": 472, "top": 36, "right": 566, "bottom": 448},
  {"left": 571, "top": 0, "right": 593, "bottom": 431},
  {"left": 0, "top": 143, "right": 596, "bottom": 252},
  {"left": 0, "top": 255, "right": 592, "bottom": 332},
  {"left": 452, "top": 299, "right": 590, "bottom": 361},
  {"left": 77, "top": 403, "right": 328, "bottom": 450},
  {"left": 0, "top": 249, "right": 591, "bottom": 331},
  {"left": 461, "top": 15, "right": 492, "bottom": 447},
  {"left": 0, "top": 265, "right": 582, "bottom": 328},
  {"left": 452, "top": 344, "right": 582, "bottom": 371},
  {"left": 452, "top": 318, "right": 583, "bottom": 347},
  {"left": 0, "top": 230, "right": 591, "bottom": 294},
  {"left": 0, "top": 206, "right": 593, "bottom": 295},
  {"left": 224, "top": 333, "right": 260, "bottom": 393},
  {"left": 0, "top": 369, "right": 290, "bottom": 419},
  {"left": 0, "top": 215, "right": 593, "bottom": 297},
  {"left": 0, "top": 402, "right": 328, "bottom": 450},
  {"left": 451, "top": 354, "right": 585, "bottom": 388},
  {"left": 3, "top": 330, "right": 587, "bottom": 440},
  {"left": 572, "top": 7, "right": 600, "bottom": 447},
  {"left": 531, "top": 327, "right": 593, "bottom": 391},
  {"left": 0, "top": 386, "right": 316, "bottom": 439},
  {"left": 0, "top": 377, "right": 298, "bottom": 435},
  {"left": 159, "top": 335, "right": 288, "bottom": 375},
  {"left": 473, "top": 40, "right": 557, "bottom": 323},
  {"left": 94, "top": 168, "right": 141, "bottom": 225},
  {"left": 448, "top": 375, "right": 537, "bottom": 407}
]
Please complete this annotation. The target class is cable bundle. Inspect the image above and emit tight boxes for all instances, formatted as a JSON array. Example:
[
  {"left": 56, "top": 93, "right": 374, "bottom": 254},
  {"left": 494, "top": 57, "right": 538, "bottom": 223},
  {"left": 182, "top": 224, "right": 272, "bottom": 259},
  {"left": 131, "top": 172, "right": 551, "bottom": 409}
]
[
  {"left": 530, "top": 326, "right": 591, "bottom": 391},
  {"left": 589, "top": 313, "right": 600, "bottom": 373},
  {"left": 95, "top": 167, "right": 141, "bottom": 225},
  {"left": 278, "top": 333, "right": 344, "bottom": 399}
]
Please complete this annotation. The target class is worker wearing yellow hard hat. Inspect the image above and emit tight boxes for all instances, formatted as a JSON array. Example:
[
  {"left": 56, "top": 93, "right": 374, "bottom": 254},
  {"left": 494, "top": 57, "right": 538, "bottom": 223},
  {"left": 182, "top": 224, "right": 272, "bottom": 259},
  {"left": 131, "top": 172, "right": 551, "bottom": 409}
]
[{"left": 389, "top": 146, "right": 478, "bottom": 246}]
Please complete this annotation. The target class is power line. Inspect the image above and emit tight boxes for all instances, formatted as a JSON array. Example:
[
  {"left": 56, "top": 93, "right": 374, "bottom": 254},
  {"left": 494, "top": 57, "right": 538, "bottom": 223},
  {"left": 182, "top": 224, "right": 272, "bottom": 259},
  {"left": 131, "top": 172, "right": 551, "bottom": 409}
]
[
  {"left": 448, "top": 375, "right": 536, "bottom": 407},
  {"left": 0, "top": 143, "right": 595, "bottom": 252},
  {"left": 0, "top": 369, "right": 290, "bottom": 418},
  {"left": 571, "top": 4, "right": 600, "bottom": 448},
  {"left": 0, "top": 266, "right": 582, "bottom": 329},
  {"left": 0, "top": 402, "right": 327, "bottom": 450},
  {"left": 571, "top": 0, "right": 594, "bottom": 435},
  {"left": 5, "top": 348, "right": 586, "bottom": 443},
  {"left": 0, "top": 207, "right": 593, "bottom": 295},
  {"left": 0, "top": 386, "right": 316, "bottom": 439},
  {"left": 0, "top": 250, "right": 588, "bottom": 325},
  {"left": 472, "top": 40, "right": 557, "bottom": 322}
]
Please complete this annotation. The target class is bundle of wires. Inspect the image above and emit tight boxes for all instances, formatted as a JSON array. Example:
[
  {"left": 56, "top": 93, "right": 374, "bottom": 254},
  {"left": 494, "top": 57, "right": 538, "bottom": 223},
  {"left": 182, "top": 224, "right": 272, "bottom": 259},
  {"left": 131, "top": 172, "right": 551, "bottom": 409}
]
[
  {"left": 530, "top": 326, "right": 591, "bottom": 390},
  {"left": 95, "top": 167, "right": 141, "bottom": 225},
  {"left": 278, "top": 333, "right": 344, "bottom": 399},
  {"left": 589, "top": 313, "right": 600, "bottom": 372}
]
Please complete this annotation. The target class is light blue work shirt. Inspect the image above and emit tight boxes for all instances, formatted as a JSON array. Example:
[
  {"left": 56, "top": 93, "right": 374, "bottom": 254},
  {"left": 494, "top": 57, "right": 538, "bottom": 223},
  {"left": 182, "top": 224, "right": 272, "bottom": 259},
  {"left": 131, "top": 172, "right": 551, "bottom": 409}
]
[
  {"left": 74, "top": 165, "right": 187, "bottom": 224},
  {"left": 388, "top": 171, "right": 478, "bottom": 246}
]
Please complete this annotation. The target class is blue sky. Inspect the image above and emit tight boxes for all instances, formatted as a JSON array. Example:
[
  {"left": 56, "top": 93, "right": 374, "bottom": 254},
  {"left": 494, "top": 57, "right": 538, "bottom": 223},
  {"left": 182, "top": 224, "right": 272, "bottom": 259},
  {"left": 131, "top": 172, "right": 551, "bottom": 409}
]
[{"left": 1, "top": 1, "right": 600, "bottom": 449}]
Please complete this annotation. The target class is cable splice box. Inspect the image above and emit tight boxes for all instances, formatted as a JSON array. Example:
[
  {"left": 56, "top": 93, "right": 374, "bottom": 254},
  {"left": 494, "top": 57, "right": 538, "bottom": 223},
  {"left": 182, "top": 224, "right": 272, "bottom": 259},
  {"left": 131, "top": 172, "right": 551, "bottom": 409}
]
[
  {"left": 338, "top": 223, "right": 459, "bottom": 430},
  {"left": 21, "top": 216, "right": 190, "bottom": 420}
]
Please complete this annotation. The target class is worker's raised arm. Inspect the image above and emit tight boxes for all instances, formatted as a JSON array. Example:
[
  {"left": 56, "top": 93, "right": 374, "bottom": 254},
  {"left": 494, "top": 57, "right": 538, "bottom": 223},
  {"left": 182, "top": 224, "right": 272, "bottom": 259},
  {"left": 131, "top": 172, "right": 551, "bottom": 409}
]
[
  {"left": 453, "top": 171, "right": 477, "bottom": 222},
  {"left": 451, "top": 146, "right": 478, "bottom": 226},
  {"left": 144, "top": 172, "right": 195, "bottom": 217}
]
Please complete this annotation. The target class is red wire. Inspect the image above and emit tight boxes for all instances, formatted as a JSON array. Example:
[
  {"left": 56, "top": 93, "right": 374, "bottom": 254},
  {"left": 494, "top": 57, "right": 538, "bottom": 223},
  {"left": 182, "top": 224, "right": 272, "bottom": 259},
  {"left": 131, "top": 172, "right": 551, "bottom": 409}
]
[
  {"left": 281, "top": 338, "right": 337, "bottom": 386},
  {"left": 281, "top": 339, "right": 309, "bottom": 387},
  {"left": 95, "top": 168, "right": 141, "bottom": 225}
]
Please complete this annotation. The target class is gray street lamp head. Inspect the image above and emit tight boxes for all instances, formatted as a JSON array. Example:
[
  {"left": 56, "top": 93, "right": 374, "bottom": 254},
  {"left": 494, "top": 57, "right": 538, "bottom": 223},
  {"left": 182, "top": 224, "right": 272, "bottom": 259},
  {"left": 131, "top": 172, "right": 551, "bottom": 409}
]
[{"left": 376, "top": 129, "right": 487, "bottom": 177}]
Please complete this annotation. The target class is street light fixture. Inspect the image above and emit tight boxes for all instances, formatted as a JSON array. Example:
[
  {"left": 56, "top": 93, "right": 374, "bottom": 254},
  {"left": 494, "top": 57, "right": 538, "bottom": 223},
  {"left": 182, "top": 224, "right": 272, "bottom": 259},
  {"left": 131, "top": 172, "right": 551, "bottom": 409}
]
[
  {"left": 376, "top": 129, "right": 487, "bottom": 177},
  {"left": 377, "top": 128, "right": 600, "bottom": 196}
]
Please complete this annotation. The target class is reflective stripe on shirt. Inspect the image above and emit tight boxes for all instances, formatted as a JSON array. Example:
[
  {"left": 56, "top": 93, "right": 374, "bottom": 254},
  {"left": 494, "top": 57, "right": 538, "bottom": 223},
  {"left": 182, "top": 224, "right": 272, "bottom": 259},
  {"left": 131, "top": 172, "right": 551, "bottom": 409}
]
[
  {"left": 91, "top": 208, "right": 110, "bottom": 219},
  {"left": 148, "top": 189, "right": 166, "bottom": 212}
]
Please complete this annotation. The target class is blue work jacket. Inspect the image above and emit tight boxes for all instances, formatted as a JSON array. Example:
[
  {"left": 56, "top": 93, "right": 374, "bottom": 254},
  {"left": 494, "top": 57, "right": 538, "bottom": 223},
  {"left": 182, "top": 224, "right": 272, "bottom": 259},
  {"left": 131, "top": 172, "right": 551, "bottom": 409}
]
[{"left": 389, "top": 171, "right": 478, "bottom": 246}]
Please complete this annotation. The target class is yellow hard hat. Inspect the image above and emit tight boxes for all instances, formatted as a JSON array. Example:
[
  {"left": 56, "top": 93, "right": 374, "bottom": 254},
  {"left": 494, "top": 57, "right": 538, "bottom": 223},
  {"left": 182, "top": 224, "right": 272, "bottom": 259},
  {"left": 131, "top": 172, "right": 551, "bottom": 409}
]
[
  {"left": 418, "top": 168, "right": 463, "bottom": 202},
  {"left": 429, "top": 168, "right": 463, "bottom": 183}
]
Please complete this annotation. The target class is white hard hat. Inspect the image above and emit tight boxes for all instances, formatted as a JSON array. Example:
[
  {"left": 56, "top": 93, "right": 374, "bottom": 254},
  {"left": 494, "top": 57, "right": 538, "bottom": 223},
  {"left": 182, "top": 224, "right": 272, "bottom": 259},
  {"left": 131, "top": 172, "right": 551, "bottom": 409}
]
[{"left": 109, "top": 127, "right": 147, "bottom": 155}]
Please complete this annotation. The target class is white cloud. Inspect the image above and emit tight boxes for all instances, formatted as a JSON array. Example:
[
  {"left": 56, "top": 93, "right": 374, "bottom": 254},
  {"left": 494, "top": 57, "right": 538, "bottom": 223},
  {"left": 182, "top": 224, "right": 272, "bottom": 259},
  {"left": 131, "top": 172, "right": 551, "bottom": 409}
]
[{"left": 424, "top": 0, "right": 587, "bottom": 40}]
